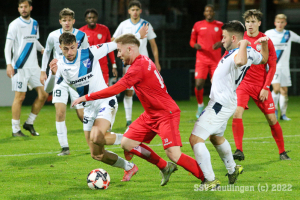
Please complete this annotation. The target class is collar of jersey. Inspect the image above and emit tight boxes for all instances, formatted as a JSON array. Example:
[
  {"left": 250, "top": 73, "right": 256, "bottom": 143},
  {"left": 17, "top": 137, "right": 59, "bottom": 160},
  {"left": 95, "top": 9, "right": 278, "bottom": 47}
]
[
  {"left": 60, "top": 28, "right": 75, "bottom": 34},
  {"left": 130, "top": 18, "right": 141, "bottom": 25},
  {"left": 19, "top": 17, "right": 31, "bottom": 24},
  {"left": 63, "top": 50, "right": 78, "bottom": 64},
  {"left": 274, "top": 28, "right": 285, "bottom": 34}
]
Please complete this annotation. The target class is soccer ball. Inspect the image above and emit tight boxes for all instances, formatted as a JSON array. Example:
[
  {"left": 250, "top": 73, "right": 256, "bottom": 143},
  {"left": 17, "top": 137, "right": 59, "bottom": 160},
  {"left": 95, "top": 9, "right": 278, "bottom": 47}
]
[{"left": 87, "top": 168, "right": 110, "bottom": 190}]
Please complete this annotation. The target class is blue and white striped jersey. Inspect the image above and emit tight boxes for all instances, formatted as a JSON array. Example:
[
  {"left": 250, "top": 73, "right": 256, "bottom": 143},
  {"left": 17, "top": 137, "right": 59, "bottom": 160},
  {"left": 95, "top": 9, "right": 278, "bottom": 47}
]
[
  {"left": 210, "top": 47, "right": 262, "bottom": 107},
  {"left": 265, "top": 29, "right": 300, "bottom": 68},
  {"left": 6, "top": 17, "right": 40, "bottom": 69},
  {"left": 41, "top": 28, "right": 89, "bottom": 71}
]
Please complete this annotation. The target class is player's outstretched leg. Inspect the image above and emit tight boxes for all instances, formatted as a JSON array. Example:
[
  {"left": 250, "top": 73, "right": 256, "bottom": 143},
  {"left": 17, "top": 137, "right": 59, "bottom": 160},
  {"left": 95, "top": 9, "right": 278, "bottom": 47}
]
[
  {"left": 271, "top": 90, "right": 279, "bottom": 119},
  {"left": 104, "top": 132, "right": 123, "bottom": 145},
  {"left": 232, "top": 107, "right": 246, "bottom": 161}
]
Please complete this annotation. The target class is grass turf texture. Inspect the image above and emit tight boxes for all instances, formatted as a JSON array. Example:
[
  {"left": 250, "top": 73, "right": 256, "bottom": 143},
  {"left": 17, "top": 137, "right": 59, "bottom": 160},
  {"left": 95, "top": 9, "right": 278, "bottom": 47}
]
[{"left": 0, "top": 96, "right": 299, "bottom": 199}]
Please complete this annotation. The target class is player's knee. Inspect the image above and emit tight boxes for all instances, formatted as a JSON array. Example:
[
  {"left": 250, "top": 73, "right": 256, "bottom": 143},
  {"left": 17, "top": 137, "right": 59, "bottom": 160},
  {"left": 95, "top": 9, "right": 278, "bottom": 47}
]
[
  {"left": 267, "top": 114, "right": 277, "bottom": 126},
  {"left": 15, "top": 94, "right": 26, "bottom": 103},
  {"left": 56, "top": 111, "right": 65, "bottom": 121},
  {"left": 91, "top": 153, "right": 104, "bottom": 161},
  {"left": 166, "top": 152, "right": 180, "bottom": 163},
  {"left": 91, "top": 131, "right": 106, "bottom": 146}
]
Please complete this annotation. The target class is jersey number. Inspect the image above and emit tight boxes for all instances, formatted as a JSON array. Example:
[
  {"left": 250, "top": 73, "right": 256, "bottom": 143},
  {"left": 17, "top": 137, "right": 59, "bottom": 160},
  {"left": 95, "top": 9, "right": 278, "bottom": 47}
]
[
  {"left": 154, "top": 70, "right": 164, "bottom": 88},
  {"left": 17, "top": 82, "right": 23, "bottom": 89},
  {"left": 53, "top": 89, "right": 61, "bottom": 97}
]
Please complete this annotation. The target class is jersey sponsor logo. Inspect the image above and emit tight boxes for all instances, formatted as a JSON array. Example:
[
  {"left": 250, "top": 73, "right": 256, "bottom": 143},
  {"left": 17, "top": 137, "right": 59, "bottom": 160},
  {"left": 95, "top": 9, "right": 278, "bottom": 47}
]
[
  {"left": 21, "top": 26, "right": 26, "bottom": 28},
  {"left": 64, "top": 68, "right": 71, "bottom": 71},
  {"left": 97, "top": 34, "right": 102, "bottom": 39},
  {"left": 23, "top": 36, "right": 37, "bottom": 39},
  {"left": 200, "top": 27, "right": 207, "bottom": 30},
  {"left": 70, "top": 73, "right": 93, "bottom": 85},
  {"left": 256, "top": 44, "right": 261, "bottom": 51},
  {"left": 82, "top": 58, "right": 91, "bottom": 68},
  {"left": 214, "top": 27, "right": 219, "bottom": 32}
]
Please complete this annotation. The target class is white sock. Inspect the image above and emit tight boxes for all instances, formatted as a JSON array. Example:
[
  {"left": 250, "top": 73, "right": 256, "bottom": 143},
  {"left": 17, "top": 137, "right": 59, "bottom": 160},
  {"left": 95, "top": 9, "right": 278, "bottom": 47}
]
[
  {"left": 12, "top": 119, "right": 21, "bottom": 133},
  {"left": 26, "top": 113, "right": 37, "bottom": 125},
  {"left": 193, "top": 142, "right": 215, "bottom": 181},
  {"left": 123, "top": 95, "right": 132, "bottom": 121},
  {"left": 198, "top": 103, "right": 204, "bottom": 107},
  {"left": 112, "top": 155, "right": 134, "bottom": 171},
  {"left": 111, "top": 132, "right": 123, "bottom": 145},
  {"left": 272, "top": 91, "right": 279, "bottom": 110},
  {"left": 56, "top": 121, "right": 68, "bottom": 148},
  {"left": 214, "top": 139, "right": 236, "bottom": 174},
  {"left": 280, "top": 94, "right": 288, "bottom": 115}
]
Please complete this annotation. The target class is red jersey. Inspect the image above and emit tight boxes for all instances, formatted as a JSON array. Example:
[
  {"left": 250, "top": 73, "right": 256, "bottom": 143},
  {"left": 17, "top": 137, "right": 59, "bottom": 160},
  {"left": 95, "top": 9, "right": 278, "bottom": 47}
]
[
  {"left": 190, "top": 20, "right": 223, "bottom": 64},
  {"left": 118, "top": 55, "right": 180, "bottom": 118},
  {"left": 79, "top": 24, "right": 116, "bottom": 74},
  {"left": 243, "top": 32, "right": 277, "bottom": 89}
]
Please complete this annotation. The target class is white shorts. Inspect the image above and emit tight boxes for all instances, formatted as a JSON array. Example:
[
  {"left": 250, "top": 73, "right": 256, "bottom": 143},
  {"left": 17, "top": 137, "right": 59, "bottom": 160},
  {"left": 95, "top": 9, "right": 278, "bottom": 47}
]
[
  {"left": 83, "top": 97, "right": 118, "bottom": 131},
  {"left": 52, "top": 81, "right": 84, "bottom": 110},
  {"left": 123, "top": 65, "right": 134, "bottom": 91},
  {"left": 191, "top": 101, "right": 236, "bottom": 140},
  {"left": 271, "top": 67, "right": 292, "bottom": 87},
  {"left": 11, "top": 68, "right": 43, "bottom": 92}
]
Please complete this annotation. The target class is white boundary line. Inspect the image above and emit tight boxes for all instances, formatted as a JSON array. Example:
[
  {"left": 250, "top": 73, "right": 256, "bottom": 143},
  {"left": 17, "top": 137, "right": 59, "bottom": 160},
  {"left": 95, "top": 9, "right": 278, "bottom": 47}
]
[{"left": 0, "top": 135, "right": 298, "bottom": 157}]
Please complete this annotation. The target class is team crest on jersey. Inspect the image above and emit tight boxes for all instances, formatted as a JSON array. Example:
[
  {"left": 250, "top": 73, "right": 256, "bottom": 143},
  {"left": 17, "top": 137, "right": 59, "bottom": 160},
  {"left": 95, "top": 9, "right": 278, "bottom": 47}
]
[
  {"left": 82, "top": 59, "right": 91, "bottom": 68},
  {"left": 256, "top": 44, "right": 261, "bottom": 51},
  {"left": 97, "top": 34, "right": 102, "bottom": 39},
  {"left": 214, "top": 27, "right": 219, "bottom": 32}
]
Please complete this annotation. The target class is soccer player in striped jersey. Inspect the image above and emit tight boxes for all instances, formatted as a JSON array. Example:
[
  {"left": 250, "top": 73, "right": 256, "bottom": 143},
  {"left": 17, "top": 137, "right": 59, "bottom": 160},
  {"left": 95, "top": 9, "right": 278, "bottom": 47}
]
[
  {"left": 190, "top": 20, "right": 269, "bottom": 190},
  {"left": 265, "top": 14, "right": 300, "bottom": 121},
  {"left": 5, "top": 0, "right": 48, "bottom": 137},
  {"left": 46, "top": 26, "right": 148, "bottom": 182},
  {"left": 111, "top": 0, "right": 161, "bottom": 127},
  {"left": 40, "top": 8, "right": 91, "bottom": 156}
]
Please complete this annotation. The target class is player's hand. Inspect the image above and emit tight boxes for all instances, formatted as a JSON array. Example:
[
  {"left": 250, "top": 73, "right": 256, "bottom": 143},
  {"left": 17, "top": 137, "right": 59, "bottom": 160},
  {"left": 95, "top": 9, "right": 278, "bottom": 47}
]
[
  {"left": 112, "top": 68, "right": 118, "bottom": 80},
  {"left": 138, "top": 24, "right": 149, "bottom": 39},
  {"left": 155, "top": 62, "right": 161, "bottom": 72},
  {"left": 259, "top": 89, "right": 269, "bottom": 102},
  {"left": 194, "top": 43, "right": 201, "bottom": 50},
  {"left": 254, "top": 36, "right": 269, "bottom": 44},
  {"left": 6, "top": 64, "right": 14, "bottom": 78},
  {"left": 49, "top": 59, "right": 58, "bottom": 75},
  {"left": 72, "top": 96, "right": 87, "bottom": 107},
  {"left": 237, "top": 40, "right": 251, "bottom": 47},
  {"left": 41, "top": 48, "right": 45, "bottom": 55},
  {"left": 40, "top": 71, "right": 48, "bottom": 85},
  {"left": 212, "top": 41, "right": 222, "bottom": 50}
]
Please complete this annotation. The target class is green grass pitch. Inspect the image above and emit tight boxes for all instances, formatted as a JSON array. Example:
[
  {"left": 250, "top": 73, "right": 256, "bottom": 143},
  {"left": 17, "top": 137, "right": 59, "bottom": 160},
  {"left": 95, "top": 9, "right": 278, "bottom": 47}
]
[{"left": 0, "top": 96, "right": 299, "bottom": 199}]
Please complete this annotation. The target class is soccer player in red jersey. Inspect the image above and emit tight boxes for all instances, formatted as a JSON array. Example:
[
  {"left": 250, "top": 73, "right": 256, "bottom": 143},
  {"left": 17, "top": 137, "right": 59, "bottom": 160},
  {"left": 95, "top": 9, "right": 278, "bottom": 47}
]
[
  {"left": 72, "top": 33, "right": 205, "bottom": 186},
  {"left": 79, "top": 9, "right": 117, "bottom": 86},
  {"left": 232, "top": 9, "right": 290, "bottom": 161},
  {"left": 190, "top": 4, "right": 223, "bottom": 118}
]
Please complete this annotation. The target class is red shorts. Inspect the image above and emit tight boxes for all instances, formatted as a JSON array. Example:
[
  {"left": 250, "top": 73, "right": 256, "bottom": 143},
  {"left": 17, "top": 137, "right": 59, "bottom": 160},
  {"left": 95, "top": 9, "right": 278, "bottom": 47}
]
[
  {"left": 195, "top": 60, "right": 218, "bottom": 79},
  {"left": 124, "top": 112, "right": 182, "bottom": 149},
  {"left": 236, "top": 82, "right": 275, "bottom": 114}
]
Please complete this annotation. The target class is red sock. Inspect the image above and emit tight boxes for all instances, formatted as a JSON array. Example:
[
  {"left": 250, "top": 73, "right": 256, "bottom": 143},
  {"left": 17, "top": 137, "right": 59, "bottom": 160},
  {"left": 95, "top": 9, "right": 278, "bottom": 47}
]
[
  {"left": 232, "top": 118, "right": 244, "bottom": 152},
  {"left": 129, "top": 143, "right": 167, "bottom": 170},
  {"left": 270, "top": 122, "right": 285, "bottom": 154},
  {"left": 177, "top": 153, "right": 204, "bottom": 181},
  {"left": 194, "top": 87, "right": 204, "bottom": 104}
]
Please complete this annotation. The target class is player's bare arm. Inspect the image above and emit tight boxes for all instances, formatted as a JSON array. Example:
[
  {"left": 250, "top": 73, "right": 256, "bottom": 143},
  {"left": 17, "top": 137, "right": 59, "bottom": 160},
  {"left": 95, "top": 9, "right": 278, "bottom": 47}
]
[
  {"left": 40, "top": 71, "right": 47, "bottom": 85},
  {"left": 149, "top": 38, "right": 161, "bottom": 72},
  {"left": 234, "top": 40, "right": 251, "bottom": 67},
  {"left": 6, "top": 64, "right": 14, "bottom": 78},
  {"left": 72, "top": 96, "right": 87, "bottom": 106},
  {"left": 49, "top": 59, "right": 59, "bottom": 75},
  {"left": 112, "top": 67, "right": 118, "bottom": 80},
  {"left": 254, "top": 36, "right": 269, "bottom": 64},
  {"left": 212, "top": 41, "right": 222, "bottom": 50}
]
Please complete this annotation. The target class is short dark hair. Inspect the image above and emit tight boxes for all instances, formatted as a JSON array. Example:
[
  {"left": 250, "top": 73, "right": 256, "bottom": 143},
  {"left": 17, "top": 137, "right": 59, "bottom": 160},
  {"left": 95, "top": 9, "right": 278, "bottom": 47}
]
[
  {"left": 19, "top": 0, "right": 32, "bottom": 6},
  {"left": 114, "top": 33, "right": 140, "bottom": 47},
  {"left": 205, "top": 4, "right": 214, "bottom": 11},
  {"left": 222, "top": 20, "right": 245, "bottom": 37},
  {"left": 59, "top": 8, "right": 75, "bottom": 19},
  {"left": 243, "top": 9, "right": 263, "bottom": 21},
  {"left": 128, "top": 0, "right": 142, "bottom": 9},
  {"left": 84, "top": 8, "right": 98, "bottom": 17},
  {"left": 59, "top": 32, "right": 76, "bottom": 45}
]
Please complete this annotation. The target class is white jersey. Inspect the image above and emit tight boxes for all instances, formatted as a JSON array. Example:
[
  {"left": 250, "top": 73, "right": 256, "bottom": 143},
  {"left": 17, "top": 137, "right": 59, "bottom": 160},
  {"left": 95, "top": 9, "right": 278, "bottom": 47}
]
[
  {"left": 41, "top": 28, "right": 89, "bottom": 71},
  {"left": 113, "top": 18, "right": 156, "bottom": 57},
  {"left": 265, "top": 29, "right": 300, "bottom": 68},
  {"left": 55, "top": 43, "right": 117, "bottom": 106},
  {"left": 6, "top": 17, "right": 40, "bottom": 69},
  {"left": 210, "top": 47, "right": 262, "bottom": 107}
]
